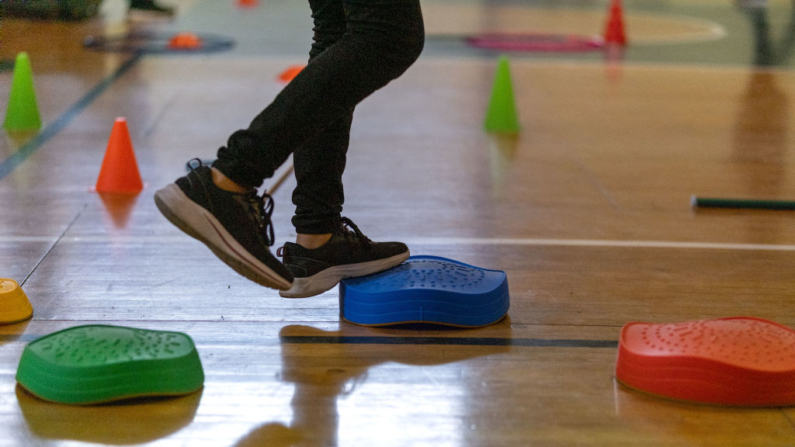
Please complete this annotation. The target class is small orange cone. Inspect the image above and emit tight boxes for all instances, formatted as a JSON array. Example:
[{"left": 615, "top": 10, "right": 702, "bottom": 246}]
[
  {"left": 237, "top": 0, "right": 259, "bottom": 7},
  {"left": 604, "top": 0, "right": 627, "bottom": 46},
  {"left": 95, "top": 118, "right": 144, "bottom": 194},
  {"left": 168, "top": 32, "right": 202, "bottom": 50},
  {"left": 278, "top": 65, "right": 305, "bottom": 83}
]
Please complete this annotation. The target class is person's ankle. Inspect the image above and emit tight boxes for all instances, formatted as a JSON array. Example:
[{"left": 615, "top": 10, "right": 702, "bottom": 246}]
[
  {"left": 211, "top": 167, "right": 250, "bottom": 193},
  {"left": 296, "top": 233, "right": 332, "bottom": 250}
]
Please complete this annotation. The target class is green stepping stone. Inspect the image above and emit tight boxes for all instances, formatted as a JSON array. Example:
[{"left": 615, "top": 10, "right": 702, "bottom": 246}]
[{"left": 16, "top": 325, "right": 204, "bottom": 405}]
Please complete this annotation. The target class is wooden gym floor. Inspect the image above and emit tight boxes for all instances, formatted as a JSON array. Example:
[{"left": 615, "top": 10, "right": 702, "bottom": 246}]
[{"left": 2, "top": 0, "right": 795, "bottom": 445}]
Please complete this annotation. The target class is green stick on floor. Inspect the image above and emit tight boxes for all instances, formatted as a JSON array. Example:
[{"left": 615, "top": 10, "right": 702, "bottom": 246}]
[{"left": 691, "top": 196, "right": 795, "bottom": 210}]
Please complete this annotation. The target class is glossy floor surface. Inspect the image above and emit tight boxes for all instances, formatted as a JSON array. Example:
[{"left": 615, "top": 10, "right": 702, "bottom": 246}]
[{"left": 2, "top": 0, "right": 795, "bottom": 445}]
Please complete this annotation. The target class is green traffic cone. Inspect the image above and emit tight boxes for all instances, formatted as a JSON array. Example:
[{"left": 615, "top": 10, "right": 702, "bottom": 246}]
[
  {"left": 484, "top": 55, "right": 520, "bottom": 134},
  {"left": 3, "top": 52, "right": 42, "bottom": 132}
]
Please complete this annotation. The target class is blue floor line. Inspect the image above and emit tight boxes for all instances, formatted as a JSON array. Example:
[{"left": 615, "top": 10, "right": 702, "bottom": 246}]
[
  {"left": 280, "top": 335, "right": 618, "bottom": 348},
  {"left": 0, "top": 52, "right": 143, "bottom": 182}
]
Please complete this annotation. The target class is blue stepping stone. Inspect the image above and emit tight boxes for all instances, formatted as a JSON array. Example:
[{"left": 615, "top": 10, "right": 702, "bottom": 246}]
[{"left": 339, "top": 256, "right": 510, "bottom": 327}]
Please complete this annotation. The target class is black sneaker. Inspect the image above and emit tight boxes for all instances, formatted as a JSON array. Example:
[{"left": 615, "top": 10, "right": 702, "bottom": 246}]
[
  {"left": 154, "top": 159, "right": 293, "bottom": 290},
  {"left": 276, "top": 217, "right": 410, "bottom": 298}
]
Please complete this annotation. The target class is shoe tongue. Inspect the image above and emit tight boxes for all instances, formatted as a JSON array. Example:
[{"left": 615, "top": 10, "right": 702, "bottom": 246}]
[
  {"left": 339, "top": 218, "right": 356, "bottom": 233},
  {"left": 337, "top": 222, "right": 353, "bottom": 238},
  {"left": 337, "top": 221, "right": 369, "bottom": 245}
]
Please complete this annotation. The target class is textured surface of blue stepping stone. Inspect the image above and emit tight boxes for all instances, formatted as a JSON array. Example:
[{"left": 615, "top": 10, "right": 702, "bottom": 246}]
[{"left": 340, "top": 256, "right": 510, "bottom": 327}]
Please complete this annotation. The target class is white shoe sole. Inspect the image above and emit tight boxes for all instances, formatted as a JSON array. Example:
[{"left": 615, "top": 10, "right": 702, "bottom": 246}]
[
  {"left": 154, "top": 184, "right": 292, "bottom": 290},
  {"left": 279, "top": 250, "right": 410, "bottom": 298}
]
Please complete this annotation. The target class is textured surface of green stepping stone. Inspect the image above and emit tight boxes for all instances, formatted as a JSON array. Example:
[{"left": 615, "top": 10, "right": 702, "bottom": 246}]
[{"left": 16, "top": 325, "right": 204, "bottom": 405}]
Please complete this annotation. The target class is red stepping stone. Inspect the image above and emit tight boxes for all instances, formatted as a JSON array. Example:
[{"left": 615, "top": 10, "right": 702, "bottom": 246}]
[{"left": 616, "top": 317, "right": 795, "bottom": 406}]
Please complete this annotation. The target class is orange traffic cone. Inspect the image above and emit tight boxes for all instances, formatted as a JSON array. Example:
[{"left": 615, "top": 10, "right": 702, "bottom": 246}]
[
  {"left": 278, "top": 65, "right": 305, "bottom": 83},
  {"left": 168, "top": 32, "right": 202, "bottom": 50},
  {"left": 604, "top": 0, "right": 627, "bottom": 46},
  {"left": 237, "top": 0, "right": 258, "bottom": 7},
  {"left": 95, "top": 118, "right": 144, "bottom": 194}
]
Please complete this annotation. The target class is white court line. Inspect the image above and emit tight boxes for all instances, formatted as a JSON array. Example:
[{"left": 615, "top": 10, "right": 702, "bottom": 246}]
[
  {"left": 629, "top": 14, "right": 727, "bottom": 46},
  {"left": 403, "top": 238, "right": 795, "bottom": 252},
  {"left": 2, "top": 236, "right": 795, "bottom": 251},
  {"left": 0, "top": 236, "right": 58, "bottom": 243}
]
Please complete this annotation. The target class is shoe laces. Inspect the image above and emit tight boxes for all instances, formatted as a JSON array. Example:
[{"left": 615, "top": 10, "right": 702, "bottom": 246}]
[
  {"left": 186, "top": 158, "right": 276, "bottom": 247},
  {"left": 186, "top": 157, "right": 208, "bottom": 171},
  {"left": 338, "top": 217, "right": 371, "bottom": 247},
  {"left": 249, "top": 193, "right": 276, "bottom": 247}
]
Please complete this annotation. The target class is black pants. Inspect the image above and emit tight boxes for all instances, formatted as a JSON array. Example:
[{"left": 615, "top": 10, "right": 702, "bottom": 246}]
[{"left": 213, "top": 0, "right": 424, "bottom": 234}]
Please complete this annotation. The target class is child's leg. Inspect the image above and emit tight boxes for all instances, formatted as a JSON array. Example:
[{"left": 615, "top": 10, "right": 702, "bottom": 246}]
[
  {"left": 155, "top": 0, "right": 423, "bottom": 291},
  {"left": 129, "top": 0, "right": 174, "bottom": 16},
  {"left": 211, "top": 0, "right": 424, "bottom": 190},
  {"left": 291, "top": 0, "right": 354, "bottom": 240},
  {"left": 291, "top": 112, "right": 352, "bottom": 242},
  {"left": 278, "top": 0, "right": 424, "bottom": 297}
]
